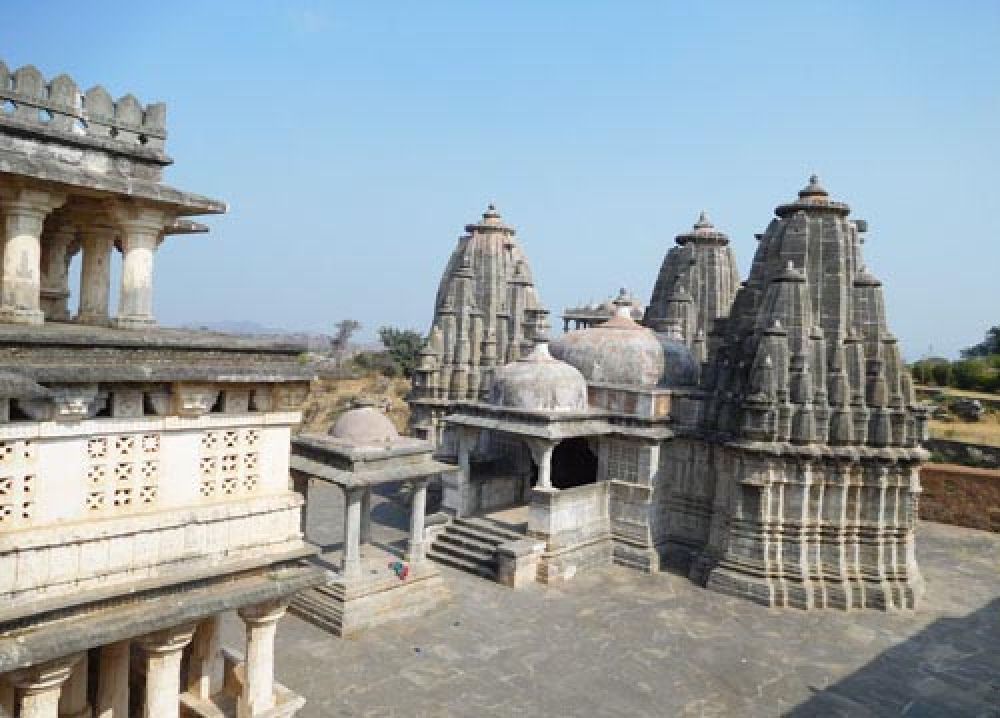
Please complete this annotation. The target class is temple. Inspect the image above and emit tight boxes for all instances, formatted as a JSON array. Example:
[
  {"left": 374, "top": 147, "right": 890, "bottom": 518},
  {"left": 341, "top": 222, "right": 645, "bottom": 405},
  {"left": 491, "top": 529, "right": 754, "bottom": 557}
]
[
  {"left": 561, "top": 287, "right": 644, "bottom": 331},
  {"left": 644, "top": 211, "right": 740, "bottom": 363},
  {"left": 423, "top": 177, "right": 928, "bottom": 610},
  {"left": 0, "top": 61, "right": 321, "bottom": 717},
  {"left": 408, "top": 204, "right": 550, "bottom": 449}
]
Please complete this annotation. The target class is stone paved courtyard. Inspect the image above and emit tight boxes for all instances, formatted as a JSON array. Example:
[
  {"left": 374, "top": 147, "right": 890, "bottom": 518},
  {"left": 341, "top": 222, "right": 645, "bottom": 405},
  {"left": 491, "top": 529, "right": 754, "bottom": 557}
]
[{"left": 223, "top": 483, "right": 1000, "bottom": 717}]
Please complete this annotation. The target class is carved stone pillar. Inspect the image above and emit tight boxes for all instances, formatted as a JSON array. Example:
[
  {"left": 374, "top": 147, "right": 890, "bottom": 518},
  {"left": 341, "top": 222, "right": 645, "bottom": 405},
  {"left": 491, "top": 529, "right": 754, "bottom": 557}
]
[
  {"left": 0, "top": 675, "right": 14, "bottom": 718},
  {"left": 407, "top": 478, "right": 429, "bottom": 565},
  {"left": 57, "top": 650, "right": 91, "bottom": 718},
  {"left": 7, "top": 655, "right": 79, "bottom": 718},
  {"left": 237, "top": 601, "right": 288, "bottom": 717},
  {"left": 95, "top": 641, "right": 129, "bottom": 718},
  {"left": 526, "top": 439, "right": 556, "bottom": 491},
  {"left": 39, "top": 221, "right": 77, "bottom": 321},
  {"left": 185, "top": 617, "right": 221, "bottom": 702},
  {"left": 360, "top": 488, "right": 372, "bottom": 545},
  {"left": 138, "top": 624, "right": 196, "bottom": 718},
  {"left": 76, "top": 225, "right": 115, "bottom": 326},
  {"left": 0, "top": 187, "right": 67, "bottom": 324},
  {"left": 108, "top": 205, "right": 172, "bottom": 329},
  {"left": 342, "top": 487, "right": 363, "bottom": 578}
]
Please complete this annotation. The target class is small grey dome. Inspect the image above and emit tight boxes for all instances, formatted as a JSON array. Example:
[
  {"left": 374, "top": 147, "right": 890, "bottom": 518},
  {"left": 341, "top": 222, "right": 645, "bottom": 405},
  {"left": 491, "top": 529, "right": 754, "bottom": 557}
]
[
  {"left": 550, "top": 307, "right": 664, "bottom": 387},
  {"left": 329, "top": 407, "right": 400, "bottom": 445},
  {"left": 489, "top": 343, "right": 589, "bottom": 412},
  {"left": 654, "top": 332, "right": 699, "bottom": 387}
]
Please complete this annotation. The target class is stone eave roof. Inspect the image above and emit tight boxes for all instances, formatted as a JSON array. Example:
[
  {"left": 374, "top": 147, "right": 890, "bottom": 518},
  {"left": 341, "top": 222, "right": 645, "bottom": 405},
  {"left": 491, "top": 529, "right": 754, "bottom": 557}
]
[
  {"left": 289, "top": 453, "right": 453, "bottom": 489},
  {"left": 0, "top": 322, "right": 309, "bottom": 354},
  {"left": 443, "top": 403, "right": 614, "bottom": 440},
  {"left": 0, "top": 157, "right": 226, "bottom": 215},
  {"left": 0, "top": 323, "right": 315, "bottom": 384},
  {"left": 0, "top": 558, "right": 322, "bottom": 673}
]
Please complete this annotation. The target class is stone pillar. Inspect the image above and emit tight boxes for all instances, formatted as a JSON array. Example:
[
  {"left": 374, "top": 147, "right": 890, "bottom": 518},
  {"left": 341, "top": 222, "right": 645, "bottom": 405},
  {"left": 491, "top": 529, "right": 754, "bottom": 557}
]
[
  {"left": 527, "top": 440, "right": 556, "bottom": 490},
  {"left": 343, "top": 487, "right": 363, "bottom": 578},
  {"left": 237, "top": 601, "right": 287, "bottom": 717},
  {"left": 95, "top": 641, "right": 130, "bottom": 718},
  {"left": 185, "top": 617, "right": 221, "bottom": 701},
  {"left": 7, "top": 655, "right": 79, "bottom": 718},
  {"left": 138, "top": 624, "right": 196, "bottom": 718},
  {"left": 76, "top": 226, "right": 115, "bottom": 326},
  {"left": 0, "top": 675, "right": 13, "bottom": 718},
  {"left": 109, "top": 205, "right": 171, "bottom": 329},
  {"left": 406, "top": 478, "right": 429, "bottom": 565},
  {"left": 360, "top": 488, "right": 372, "bottom": 546},
  {"left": 39, "top": 221, "right": 76, "bottom": 321},
  {"left": 0, "top": 188, "right": 66, "bottom": 325},
  {"left": 291, "top": 474, "right": 310, "bottom": 538},
  {"left": 58, "top": 651, "right": 91, "bottom": 718}
]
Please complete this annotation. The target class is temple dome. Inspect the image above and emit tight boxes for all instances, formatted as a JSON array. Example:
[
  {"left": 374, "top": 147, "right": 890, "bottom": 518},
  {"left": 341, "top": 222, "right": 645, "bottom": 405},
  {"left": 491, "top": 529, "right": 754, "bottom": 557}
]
[
  {"left": 488, "top": 342, "right": 589, "bottom": 412},
  {"left": 329, "top": 407, "right": 400, "bottom": 445},
  {"left": 551, "top": 307, "right": 666, "bottom": 387},
  {"left": 654, "top": 326, "right": 700, "bottom": 387}
]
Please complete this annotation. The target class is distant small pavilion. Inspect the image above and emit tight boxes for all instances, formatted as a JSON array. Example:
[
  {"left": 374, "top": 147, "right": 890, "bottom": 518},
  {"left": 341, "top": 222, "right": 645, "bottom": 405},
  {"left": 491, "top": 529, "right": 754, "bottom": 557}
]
[{"left": 289, "top": 405, "right": 451, "bottom": 636}]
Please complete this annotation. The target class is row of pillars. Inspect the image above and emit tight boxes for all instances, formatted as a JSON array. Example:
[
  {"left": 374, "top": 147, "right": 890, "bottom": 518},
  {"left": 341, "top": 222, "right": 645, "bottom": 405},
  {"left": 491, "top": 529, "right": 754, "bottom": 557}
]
[
  {"left": 338, "top": 478, "right": 429, "bottom": 579},
  {"left": 0, "top": 185, "right": 174, "bottom": 327},
  {"left": 0, "top": 600, "right": 287, "bottom": 718}
]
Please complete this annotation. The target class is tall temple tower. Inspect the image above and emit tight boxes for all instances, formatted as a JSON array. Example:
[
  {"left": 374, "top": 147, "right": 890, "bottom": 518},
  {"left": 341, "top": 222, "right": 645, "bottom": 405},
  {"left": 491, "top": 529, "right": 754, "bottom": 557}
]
[
  {"left": 672, "top": 176, "right": 929, "bottom": 609},
  {"left": 644, "top": 212, "right": 740, "bottom": 363},
  {"left": 409, "top": 204, "right": 549, "bottom": 448}
]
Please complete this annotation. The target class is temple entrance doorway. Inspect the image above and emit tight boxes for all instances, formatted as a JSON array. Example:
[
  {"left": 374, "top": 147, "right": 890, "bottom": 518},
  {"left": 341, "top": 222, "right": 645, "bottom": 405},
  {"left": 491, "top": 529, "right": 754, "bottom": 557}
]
[{"left": 550, "top": 438, "right": 598, "bottom": 489}]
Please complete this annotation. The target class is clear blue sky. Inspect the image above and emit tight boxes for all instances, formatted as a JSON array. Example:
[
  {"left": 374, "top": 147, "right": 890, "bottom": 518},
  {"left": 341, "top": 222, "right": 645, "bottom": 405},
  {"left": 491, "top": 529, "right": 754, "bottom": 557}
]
[{"left": 4, "top": 1, "right": 998, "bottom": 358}]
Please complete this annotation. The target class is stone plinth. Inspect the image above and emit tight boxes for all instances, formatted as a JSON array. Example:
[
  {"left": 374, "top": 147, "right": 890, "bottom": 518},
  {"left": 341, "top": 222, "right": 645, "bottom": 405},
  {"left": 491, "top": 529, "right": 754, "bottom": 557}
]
[
  {"left": 529, "top": 483, "right": 613, "bottom": 584},
  {"left": 289, "top": 548, "right": 449, "bottom": 638},
  {"left": 496, "top": 538, "right": 545, "bottom": 588}
]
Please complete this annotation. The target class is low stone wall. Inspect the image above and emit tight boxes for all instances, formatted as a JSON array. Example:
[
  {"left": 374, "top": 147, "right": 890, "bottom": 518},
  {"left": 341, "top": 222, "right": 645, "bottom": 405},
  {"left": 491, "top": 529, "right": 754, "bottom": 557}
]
[
  {"left": 925, "top": 438, "right": 1000, "bottom": 469},
  {"left": 529, "top": 482, "right": 612, "bottom": 583},
  {"left": 920, "top": 463, "right": 1000, "bottom": 533}
]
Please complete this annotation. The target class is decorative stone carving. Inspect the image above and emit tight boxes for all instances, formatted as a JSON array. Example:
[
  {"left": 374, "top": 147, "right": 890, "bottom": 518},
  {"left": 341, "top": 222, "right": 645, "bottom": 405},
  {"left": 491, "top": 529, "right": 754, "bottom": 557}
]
[{"left": 172, "top": 384, "right": 220, "bottom": 417}]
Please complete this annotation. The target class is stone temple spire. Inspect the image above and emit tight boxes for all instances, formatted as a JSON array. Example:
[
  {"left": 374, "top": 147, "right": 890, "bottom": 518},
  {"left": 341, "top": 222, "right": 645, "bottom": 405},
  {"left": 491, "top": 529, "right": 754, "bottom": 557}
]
[
  {"left": 409, "top": 203, "right": 549, "bottom": 447},
  {"left": 687, "top": 176, "right": 929, "bottom": 610},
  {"left": 644, "top": 211, "right": 740, "bottom": 348}
]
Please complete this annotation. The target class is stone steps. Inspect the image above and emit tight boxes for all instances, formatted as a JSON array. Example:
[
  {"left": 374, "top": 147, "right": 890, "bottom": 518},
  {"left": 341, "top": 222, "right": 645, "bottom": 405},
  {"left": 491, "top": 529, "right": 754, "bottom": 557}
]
[
  {"left": 427, "top": 515, "right": 527, "bottom": 581},
  {"left": 454, "top": 517, "right": 527, "bottom": 542},
  {"left": 426, "top": 547, "right": 497, "bottom": 579},
  {"left": 289, "top": 587, "right": 344, "bottom": 635}
]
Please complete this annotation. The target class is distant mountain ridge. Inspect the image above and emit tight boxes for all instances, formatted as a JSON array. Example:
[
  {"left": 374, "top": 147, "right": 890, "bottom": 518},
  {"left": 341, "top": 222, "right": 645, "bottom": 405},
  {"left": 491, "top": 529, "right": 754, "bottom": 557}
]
[{"left": 175, "top": 320, "right": 382, "bottom": 353}]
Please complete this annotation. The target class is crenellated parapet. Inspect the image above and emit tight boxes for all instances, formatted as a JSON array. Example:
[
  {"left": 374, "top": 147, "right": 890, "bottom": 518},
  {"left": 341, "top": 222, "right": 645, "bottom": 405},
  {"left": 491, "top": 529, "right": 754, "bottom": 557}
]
[{"left": 0, "top": 62, "right": 169, "bottom": 159}]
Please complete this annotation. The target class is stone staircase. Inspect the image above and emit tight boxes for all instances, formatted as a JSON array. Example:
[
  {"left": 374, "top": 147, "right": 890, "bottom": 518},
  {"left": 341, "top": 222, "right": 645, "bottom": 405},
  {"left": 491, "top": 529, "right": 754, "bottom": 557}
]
[
  {"left": 288, "top": 583, "right": 345, "bottom": 635},
  {"left": 428, "top": 516, "right": 527, "bottom": 580}
]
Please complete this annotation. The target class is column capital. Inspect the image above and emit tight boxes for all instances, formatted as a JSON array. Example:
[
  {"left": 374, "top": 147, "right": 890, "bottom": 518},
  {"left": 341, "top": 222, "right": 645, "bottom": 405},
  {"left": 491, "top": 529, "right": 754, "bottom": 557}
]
[
  {"left": 106, "top": 201, "right": 174, "bottom": 235},
  {"left": 0, "top": 186, "right": 67, "bottom": 218},
  {"left": 138, "top": 623, "right": 196, "bottom": 655},
  {"left": 7, "top": 654, "right": 81, "bottom": 693},
  {"left": 238, "top": 599, "right": 289, "bottom": 627}
]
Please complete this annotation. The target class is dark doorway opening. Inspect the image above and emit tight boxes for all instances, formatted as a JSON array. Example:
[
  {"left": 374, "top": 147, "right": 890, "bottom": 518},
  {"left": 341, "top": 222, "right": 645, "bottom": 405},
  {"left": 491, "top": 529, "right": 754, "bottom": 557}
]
[{"left": 551, "top": 438, "right": 598, "bottom": 489}]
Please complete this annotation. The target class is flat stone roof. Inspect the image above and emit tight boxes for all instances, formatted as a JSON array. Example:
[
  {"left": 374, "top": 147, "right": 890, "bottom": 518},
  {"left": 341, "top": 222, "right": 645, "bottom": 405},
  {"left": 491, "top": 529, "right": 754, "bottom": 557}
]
[{"left": 0, "top": 322, "right": 315, "bottom": 384}]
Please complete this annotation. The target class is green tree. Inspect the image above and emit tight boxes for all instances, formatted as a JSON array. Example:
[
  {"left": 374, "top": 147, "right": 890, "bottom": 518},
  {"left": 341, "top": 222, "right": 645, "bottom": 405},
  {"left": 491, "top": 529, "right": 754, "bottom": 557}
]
[
  {"left": 961, "top": 325, "right": 1000, "bottom": 358},
  {"left": 377, "top": 326, "right": 425, "bottom": 378}
]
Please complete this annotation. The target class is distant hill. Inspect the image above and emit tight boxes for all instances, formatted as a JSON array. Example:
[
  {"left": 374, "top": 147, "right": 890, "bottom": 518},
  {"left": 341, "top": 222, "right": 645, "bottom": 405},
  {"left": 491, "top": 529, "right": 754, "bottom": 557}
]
[{"left": 174, "top": 320, "right": 382, "bottom": 353}]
